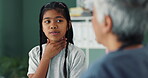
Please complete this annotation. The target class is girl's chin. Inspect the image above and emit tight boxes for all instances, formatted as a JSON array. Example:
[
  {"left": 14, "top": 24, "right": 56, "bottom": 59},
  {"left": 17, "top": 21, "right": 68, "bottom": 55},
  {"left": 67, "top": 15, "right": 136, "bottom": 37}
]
[{"left": 48, "top": 38, "right": 61, "bottom": 42}]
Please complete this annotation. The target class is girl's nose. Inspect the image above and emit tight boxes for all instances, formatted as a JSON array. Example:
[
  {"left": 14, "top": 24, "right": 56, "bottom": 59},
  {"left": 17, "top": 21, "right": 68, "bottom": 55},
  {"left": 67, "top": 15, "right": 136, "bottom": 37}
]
[
  {"left": 50, "top": 21, "right": 58, "bottom": 29},
  {"left": 50, "top": 26, "right": 58, "bottom": 29}
]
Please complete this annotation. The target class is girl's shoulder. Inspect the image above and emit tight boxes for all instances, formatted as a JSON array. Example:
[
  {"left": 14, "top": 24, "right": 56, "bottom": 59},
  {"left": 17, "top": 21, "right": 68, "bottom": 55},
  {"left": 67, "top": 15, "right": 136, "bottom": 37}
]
[
  {"left": 68, "top": 43, "right": 83, "bottom": 51},
  {"left": 68, "top": 43, "right": 85, "bottom": 56},
  {"left": 28, "top": 44, "right": 46, "bottom": 56}
]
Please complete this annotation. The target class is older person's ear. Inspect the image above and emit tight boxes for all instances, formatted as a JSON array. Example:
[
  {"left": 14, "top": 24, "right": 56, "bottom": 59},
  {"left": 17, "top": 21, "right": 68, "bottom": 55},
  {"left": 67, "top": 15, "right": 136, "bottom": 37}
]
[{"left": 103, "top": 15, "right": 112, "bottom": 33}]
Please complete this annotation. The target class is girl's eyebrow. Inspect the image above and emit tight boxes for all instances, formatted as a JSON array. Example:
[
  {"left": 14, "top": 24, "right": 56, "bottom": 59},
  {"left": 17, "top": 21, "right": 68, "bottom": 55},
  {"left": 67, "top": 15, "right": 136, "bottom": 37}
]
[
  {"left": 43, "top": 16, "right": 64, "bottom": 20},
  {"left": 55, "top": 16, "right": 64, "bottom": 19}
]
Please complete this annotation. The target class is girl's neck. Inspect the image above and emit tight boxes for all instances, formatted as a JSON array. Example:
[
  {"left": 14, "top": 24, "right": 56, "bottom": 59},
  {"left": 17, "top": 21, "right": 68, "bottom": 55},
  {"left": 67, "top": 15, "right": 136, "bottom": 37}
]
[{"left": 50, "top": 40, "right": 59, "bottom": 43}]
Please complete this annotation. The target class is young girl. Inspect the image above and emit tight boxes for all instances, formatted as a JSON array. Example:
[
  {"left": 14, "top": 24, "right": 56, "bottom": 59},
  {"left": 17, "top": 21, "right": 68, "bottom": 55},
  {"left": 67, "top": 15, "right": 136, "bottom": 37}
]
[{"left": 27, "top": 1, "right": 86, "bottom": 78}]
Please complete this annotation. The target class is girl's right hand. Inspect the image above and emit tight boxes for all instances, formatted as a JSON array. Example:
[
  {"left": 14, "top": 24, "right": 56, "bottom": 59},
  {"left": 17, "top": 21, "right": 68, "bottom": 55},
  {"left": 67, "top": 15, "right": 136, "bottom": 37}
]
[{"left": 42, "top": 38, "right": 67, "bottom": 60}]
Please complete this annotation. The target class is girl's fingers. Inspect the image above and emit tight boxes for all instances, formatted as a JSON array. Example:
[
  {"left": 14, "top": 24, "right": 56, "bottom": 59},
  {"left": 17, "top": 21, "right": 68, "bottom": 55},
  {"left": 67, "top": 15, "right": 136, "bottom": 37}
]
[
  {"left": 56, "top": 45, "right": 66, "bottom": 54},
  {"left": 55, "top": 40, "right": 67, "bottom": 51},
  {"left": 56, "top": 39, "right": 67, "bottom": 46},
  {"left": 56, "top": 43, "right": 65, "bottom": 50}
]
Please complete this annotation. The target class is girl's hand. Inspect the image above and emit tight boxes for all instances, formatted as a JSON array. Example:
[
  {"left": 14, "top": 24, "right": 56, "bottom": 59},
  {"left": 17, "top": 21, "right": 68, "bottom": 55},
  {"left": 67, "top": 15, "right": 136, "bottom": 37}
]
[{"left": 42, "top": 38, "right": 67, "bottom": 60}]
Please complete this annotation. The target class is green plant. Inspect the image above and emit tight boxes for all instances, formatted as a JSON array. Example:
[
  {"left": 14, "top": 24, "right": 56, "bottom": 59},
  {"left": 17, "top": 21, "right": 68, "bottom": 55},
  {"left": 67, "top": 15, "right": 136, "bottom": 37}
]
[{"left": 0, "top": 56, "right": 28, "bottom": 78}]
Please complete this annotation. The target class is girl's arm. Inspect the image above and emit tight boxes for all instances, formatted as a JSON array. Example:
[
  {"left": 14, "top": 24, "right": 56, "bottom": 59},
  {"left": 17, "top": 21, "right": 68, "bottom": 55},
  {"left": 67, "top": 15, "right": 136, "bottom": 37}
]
[{"left": 28, "top": 58, "right": 50, "bottom": 78}]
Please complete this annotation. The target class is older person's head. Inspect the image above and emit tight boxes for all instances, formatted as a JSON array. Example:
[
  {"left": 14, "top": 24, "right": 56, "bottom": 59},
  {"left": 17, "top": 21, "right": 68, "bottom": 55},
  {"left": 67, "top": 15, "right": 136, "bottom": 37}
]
[{"left": 92, "top": 0, "right": 148, "bottom": 51}]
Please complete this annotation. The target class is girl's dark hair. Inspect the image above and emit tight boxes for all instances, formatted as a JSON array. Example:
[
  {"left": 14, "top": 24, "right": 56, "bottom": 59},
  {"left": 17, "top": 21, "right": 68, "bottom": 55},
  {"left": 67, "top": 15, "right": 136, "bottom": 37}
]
[{"left": 39, "top": 1, "right": 74, "bottom": 78}]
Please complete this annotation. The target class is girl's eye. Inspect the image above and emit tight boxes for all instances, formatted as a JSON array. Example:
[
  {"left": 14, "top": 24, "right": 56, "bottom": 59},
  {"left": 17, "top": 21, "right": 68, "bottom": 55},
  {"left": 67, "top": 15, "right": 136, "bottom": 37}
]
[
  {"left": 44, "top": 20, "right": 50, "bottom": 24},
  {"left": 56, "top": 20, "right": 63, "bottom": 22}
]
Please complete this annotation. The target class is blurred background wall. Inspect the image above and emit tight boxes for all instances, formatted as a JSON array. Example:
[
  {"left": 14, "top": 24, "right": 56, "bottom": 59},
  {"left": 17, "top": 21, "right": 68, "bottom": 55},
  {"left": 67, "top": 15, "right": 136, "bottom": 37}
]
[{"left": 0, "top": 0, "right": 23, "bottom": 57}]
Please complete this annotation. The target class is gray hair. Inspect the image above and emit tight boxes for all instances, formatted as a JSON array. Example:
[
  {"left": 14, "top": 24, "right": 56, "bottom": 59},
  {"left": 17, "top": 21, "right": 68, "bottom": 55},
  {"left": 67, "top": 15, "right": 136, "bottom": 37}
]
[{"left": 94, "top": 0, "right": 148, "bottom": 44}]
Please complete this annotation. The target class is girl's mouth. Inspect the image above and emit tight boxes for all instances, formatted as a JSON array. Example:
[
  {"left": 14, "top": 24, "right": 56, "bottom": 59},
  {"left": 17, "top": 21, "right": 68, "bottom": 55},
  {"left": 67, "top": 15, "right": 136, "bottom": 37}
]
[{"left": 49, "top": 31, "right": 60, "bottom": 35}]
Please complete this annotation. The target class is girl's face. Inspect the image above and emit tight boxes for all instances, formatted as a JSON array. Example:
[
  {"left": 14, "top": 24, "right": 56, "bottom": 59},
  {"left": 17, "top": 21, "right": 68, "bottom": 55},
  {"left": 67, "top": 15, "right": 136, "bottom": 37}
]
[{"left": 42, "top": 9, "right": 67, "bottom": 42}]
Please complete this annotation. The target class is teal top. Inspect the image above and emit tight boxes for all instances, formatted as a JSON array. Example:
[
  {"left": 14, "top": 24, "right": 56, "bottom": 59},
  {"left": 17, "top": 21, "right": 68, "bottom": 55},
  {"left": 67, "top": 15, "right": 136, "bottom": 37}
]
[{"left": 81, "top": 45, "right": 148, "bottom": 78}]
